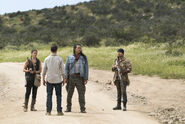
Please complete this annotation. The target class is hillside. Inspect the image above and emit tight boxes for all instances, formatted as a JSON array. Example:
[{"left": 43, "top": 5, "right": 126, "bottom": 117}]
[{"left": 0, "top": 0, "right": 185, "bottom": 48}]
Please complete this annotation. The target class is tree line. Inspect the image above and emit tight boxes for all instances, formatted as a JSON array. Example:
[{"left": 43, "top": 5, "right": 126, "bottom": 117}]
[{"left": 0, "top": 0, "right": 184, "bottom": 49}]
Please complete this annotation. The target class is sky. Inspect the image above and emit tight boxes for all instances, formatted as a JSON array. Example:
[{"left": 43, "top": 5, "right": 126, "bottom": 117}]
[{"left": 0, "top": 0, "right": 91, "bottom": 15}]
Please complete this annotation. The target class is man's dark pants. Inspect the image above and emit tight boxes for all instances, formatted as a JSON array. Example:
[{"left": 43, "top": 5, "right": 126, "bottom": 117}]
[
  {"left": 116, "top": 80, "right": 127, "bottom": 105},
  {"left": 46, "top": 82, "right": 62, "bottom": 113},
  {"left": 66, "top": 75, "right": 86, "bottom": 111}
]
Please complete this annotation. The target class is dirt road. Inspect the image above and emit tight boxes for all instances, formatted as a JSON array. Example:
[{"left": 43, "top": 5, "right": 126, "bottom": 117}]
[{"left": 0, "top": 63, "right": 184, "bottom": 124}]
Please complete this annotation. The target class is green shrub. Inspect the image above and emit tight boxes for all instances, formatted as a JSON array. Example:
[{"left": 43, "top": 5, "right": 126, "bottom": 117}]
[
  {"left": 105, "top": 39, "right": 120, "bottom": 46},
  {"left": 172, "top": 50, "right": 183, "bottom": 56},
  {"left": 82, "top": 34, "right": 101, "bottom": 46},
  {"left": 0, "top": 41, "right": 5, "bottom": 49},
  {"left": 165, "top": 49, "right": 183, "bottom": 56},
  {"left": 4, "top": 45, "right": 19, "bottom": 50},
  {"left": 19, "top": 42, "right": 47, "bottom": 50},
  {"left": 172, "top": 39, "right": 185, "bottom": 48}
]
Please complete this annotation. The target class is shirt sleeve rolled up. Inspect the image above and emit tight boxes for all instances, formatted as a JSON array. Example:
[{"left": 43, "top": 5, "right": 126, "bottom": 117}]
[
  {"left": 60, "top": 58, "right": 65, "bottom": 75},
  {"left": 42, "top": 59, "right": 47, "bottom": 76}
]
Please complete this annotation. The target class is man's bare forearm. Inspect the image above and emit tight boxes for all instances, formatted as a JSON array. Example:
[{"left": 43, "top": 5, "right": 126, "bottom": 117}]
[
  {"left": 62, "top": 74, "right": 65, "bottom": 79},
  {"left": 42, "top": 75, "right": 46, "bottom": 81}
]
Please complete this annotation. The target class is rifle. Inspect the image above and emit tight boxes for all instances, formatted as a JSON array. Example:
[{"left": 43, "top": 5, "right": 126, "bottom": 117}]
[{"left": 115, "top": 60, "right": 124, "bottom": 84}]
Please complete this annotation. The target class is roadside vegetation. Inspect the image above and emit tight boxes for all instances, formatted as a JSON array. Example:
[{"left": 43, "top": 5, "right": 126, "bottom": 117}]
[{"left": 0, "top": 42, "right": 184, "bottom": 79}]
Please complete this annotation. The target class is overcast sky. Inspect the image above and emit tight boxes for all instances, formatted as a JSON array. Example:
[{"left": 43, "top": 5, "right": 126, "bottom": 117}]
[{"left": 0, "top": 0, "right": 91, "bottom": 15}]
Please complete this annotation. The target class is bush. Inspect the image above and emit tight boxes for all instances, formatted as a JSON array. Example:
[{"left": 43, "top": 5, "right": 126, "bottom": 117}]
[
  {"left": 105, "top": 38, "right": 120, "bottom": 46},
  {"left": 0, "top": 41, "right": 5, "bottom": 49},
  {"left": 172, "top": 50, "right": 183, "bottom": 56},
  {"left": 4, "top": 45, "right": 19, "bottom": 50},
  {"left": 171, "top": 39, "right": 185, "bottom": 48},
  {"left": 20, "top": 42, "right": 43, "bottom": 50},
  {"left": 117, "top": 39, "right": 130, "bottom": 45},
  {"left": 82, "top": 34, "right": 101, "bottom": 46},
  {"left": 165, "top": 49, "right": 183, "bottom": 56},
  {"left": 57, "top": 41, "right": 70, "bottom": 47}
]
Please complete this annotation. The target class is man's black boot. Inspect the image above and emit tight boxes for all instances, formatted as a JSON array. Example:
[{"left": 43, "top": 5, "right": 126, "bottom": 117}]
[
  {"left": 65, "top": 108, "right": 71, "bottom": 112},
  {"left": 123, "top": 102, "right": 127, "bottom": 111},
  {"left": 113, "top": 102, "right": 121, "bottom": 110}
]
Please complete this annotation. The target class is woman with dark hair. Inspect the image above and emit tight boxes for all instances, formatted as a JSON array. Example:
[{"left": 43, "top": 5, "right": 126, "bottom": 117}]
[
  {"left": 65, "top": 44, "right": 89, "bottom": 113},
  {"left": 23, "top": 49, "right": 42, "bottom": 112}
]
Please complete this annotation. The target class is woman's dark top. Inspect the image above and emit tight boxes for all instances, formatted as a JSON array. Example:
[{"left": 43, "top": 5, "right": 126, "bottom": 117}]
[{"left": 25, "top": 58, "right": 40, "bottom": 87}]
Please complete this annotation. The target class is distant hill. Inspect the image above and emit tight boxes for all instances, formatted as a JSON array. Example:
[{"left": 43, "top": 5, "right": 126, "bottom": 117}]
[{"left": 0, "top": 0, "right": 184, "bottom": 48}]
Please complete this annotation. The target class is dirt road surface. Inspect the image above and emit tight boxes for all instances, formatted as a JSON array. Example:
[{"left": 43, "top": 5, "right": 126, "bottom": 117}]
[{"left": 0, "top": 63, "right": 184, "bottom": 124}]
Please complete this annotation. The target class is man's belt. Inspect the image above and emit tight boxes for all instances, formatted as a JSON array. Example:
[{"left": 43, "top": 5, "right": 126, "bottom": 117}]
[{"left": 69, "top": 73, "right": 80, "bottom": 76}]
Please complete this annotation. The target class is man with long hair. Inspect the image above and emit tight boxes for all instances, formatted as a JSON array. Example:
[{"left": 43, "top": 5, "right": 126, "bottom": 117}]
[{"left": 65, "top": 44, "right": 89, "bottom": 113}]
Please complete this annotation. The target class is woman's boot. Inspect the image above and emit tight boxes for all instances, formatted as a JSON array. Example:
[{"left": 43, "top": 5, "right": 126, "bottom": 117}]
[
  {"left": 23, "top": 99, "right": 29, "bottom": 112},
  {"left": 31, "top": 99, "right": 37, "bottom": 111}
]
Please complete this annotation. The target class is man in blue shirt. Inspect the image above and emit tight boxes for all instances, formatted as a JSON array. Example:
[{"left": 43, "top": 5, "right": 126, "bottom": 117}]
[{"left": 65, "top": 44, "right": 89, "bottom": 113}]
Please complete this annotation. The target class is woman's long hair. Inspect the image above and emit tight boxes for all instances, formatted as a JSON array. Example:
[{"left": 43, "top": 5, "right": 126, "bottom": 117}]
[{"left": 73, "top": 44, "right": 87, "bottom": 61}]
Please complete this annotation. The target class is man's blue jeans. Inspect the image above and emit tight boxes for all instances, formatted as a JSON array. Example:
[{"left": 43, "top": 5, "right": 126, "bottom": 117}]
[{"left": 46, "top": 82, "right": 62, "bottom": 112}]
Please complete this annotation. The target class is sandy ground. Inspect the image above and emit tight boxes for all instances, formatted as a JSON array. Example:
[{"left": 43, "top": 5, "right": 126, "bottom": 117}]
[
  {"left": 90, "top": 69, "right": 185, "bottom": 109},
  {"left": 0, "top": 63, "right": 184, "bottom": 124}
]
